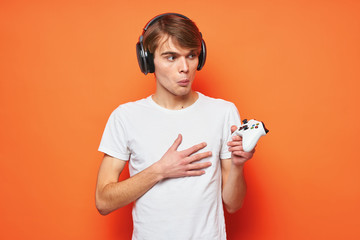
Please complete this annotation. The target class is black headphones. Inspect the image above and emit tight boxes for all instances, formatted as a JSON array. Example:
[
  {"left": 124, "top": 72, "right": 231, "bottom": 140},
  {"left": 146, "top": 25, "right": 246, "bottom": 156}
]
[{"left": 136, "top": 13, "right": 207, "bottom": 75}]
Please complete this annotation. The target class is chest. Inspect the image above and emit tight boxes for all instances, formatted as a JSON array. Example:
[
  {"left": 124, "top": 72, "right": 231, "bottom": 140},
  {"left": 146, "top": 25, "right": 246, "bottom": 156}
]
[{"left": 123, "top": 108, "right": 226, "bottom": 175}]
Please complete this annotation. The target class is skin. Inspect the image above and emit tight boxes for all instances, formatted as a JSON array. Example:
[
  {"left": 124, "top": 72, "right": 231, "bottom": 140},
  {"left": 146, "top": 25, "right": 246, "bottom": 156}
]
[
  {"left": 151, "top": 35, "right": 199, "bottom": 109},
  {"left": 95, "top": 35, "right": 255, "bottom": 215},
  {"left": 222, "top": 127, "right": 255, "bottom": 213}
]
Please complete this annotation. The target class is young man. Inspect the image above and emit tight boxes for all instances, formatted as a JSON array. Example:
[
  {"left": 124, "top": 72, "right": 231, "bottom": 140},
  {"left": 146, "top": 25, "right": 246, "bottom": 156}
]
[{"left": 95, "top": 13, "right": 255, "bottom": 239}]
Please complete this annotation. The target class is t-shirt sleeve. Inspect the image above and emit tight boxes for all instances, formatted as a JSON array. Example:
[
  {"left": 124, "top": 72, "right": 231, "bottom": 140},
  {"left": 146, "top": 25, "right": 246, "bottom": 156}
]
[
  {"left": 220, "top": 102, "right": 241, "bottom": 160},
  {"left": 98, "top": 108, "right": 131, "bottom": 161}
]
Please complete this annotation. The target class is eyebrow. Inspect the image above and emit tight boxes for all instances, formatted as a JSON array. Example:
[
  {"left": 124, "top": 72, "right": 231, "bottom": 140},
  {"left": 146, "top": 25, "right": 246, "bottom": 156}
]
[
  {"left": 160, "top": 50, "right": 198, "bottom": 56},
  {"left": 161, "top": 51, "right": 178, "bottom": 56}
]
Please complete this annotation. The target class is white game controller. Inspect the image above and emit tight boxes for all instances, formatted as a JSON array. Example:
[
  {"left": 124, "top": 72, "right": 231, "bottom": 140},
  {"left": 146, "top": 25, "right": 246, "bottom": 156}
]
[{"left": 232, "top": 119, "right": 269, "bottom": 152}]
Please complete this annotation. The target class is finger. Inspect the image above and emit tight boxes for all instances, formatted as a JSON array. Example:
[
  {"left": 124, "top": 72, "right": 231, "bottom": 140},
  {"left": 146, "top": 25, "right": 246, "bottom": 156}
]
[
  {"left": 231, "top": 135, "right": 242, "bottom": 141},
  {"left": 232, "top": 151, "right": 247, "bottom": 157},
  {"left": 169, "top": 134, "right": 182, "bottom": 151},
  {"left": 187, "top": 151, "right": 212, "bottom": 163},
  {"left": 231, "top": 125, "right": 238, "bottom": 134},
  {"left": 186, "top": 161, "right": 212, "bottom": 171},
  {"left": 182, "top": 142, "right": 207, "bottom": 156},
  {"left": 228, "top": 146, "right": 244, "bottom": 152},
  {"left": 232, "top": 150, "right": 254, "bottom": 159},
  {"left": 185, "top": 170, "right": 206, "bottom": 176},
  {"left": 227, "top": 140, "right": 243, "bottom": 147}
]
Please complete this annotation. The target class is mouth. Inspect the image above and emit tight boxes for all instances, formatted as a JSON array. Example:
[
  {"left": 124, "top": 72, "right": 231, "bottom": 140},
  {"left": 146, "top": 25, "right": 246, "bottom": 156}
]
[{"left": 177, "top": 79, "right": 190, "bottom": 87}]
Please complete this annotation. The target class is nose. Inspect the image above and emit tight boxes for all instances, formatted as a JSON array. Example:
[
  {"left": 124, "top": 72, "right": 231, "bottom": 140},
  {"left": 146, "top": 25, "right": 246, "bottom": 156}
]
[{"left": 178, "top": 57, "right": 189, "bottom": 73}]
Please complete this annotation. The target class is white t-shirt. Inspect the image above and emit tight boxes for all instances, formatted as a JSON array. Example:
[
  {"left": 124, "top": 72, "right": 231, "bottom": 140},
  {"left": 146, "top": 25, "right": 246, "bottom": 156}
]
[{"left": 99, "top": 92, "right": 241, "bottom": 240}]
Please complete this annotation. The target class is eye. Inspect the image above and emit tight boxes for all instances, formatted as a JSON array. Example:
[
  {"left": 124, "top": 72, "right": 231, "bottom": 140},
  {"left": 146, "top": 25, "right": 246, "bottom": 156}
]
[
  {"left": 188, "top": 53, "right": 198, "bottom": 59},
  {"left": 167, "top": 55, "right": 176, "bottom": 61}
]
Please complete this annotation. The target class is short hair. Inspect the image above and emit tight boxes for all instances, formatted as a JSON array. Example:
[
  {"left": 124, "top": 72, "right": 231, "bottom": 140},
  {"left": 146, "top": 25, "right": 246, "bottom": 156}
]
[{"left": 143, "top": 14, "right": 202, "bottom": 54}]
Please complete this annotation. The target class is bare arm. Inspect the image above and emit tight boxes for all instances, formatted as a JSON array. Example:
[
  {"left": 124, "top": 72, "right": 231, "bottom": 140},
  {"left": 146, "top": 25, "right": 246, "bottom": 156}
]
[
  {"left": 95, "top": 154, "right": 162, "bottom": 215},
  {"left": 221, "top": 126, "right": 255, "bottom": 213},
  {"left": 95, "top": 134, "right": 212, "bottom": 215}
]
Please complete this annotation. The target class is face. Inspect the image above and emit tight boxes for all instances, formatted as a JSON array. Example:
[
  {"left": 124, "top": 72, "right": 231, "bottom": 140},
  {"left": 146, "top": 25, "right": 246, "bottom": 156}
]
[{"left": 153, "top": 35, "right": 200, "bottom": 97}]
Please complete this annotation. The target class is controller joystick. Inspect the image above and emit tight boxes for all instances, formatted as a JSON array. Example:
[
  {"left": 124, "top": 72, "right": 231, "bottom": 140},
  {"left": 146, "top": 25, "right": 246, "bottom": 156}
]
[{"left": 232, "top": 119, "right": 269, "bottom": 152}]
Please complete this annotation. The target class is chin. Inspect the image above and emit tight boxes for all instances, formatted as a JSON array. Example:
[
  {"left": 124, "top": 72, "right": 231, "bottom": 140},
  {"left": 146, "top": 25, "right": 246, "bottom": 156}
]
[{"left": 175, "top": 87, "right": 193, "bottom": 96}]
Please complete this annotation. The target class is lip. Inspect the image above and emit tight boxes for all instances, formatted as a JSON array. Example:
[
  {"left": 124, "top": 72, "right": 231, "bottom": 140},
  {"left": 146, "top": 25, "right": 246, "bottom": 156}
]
[{"left": 177, "top": 79, "right": 190, "bottom": 87}]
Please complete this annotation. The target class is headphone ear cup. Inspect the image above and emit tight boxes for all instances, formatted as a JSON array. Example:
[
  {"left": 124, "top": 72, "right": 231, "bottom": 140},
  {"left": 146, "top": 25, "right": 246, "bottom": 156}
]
[
  {"left": 197, "top": 39, "right": 207, "bottom": 71},
  {"left": 147, "top": 52, "right": 155, "bottom": 73},
  {"left": 136, "top": 41, "right": 147, "bottom": 74}
]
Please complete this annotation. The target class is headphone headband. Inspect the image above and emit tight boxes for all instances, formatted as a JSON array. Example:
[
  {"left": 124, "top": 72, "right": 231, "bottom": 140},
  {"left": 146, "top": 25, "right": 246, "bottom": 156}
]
[{"left": 143, "top": 13, "right": 190, "bottom": 32}]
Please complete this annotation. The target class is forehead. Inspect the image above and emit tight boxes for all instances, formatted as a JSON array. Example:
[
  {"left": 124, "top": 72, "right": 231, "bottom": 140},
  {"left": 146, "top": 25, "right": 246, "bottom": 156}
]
[{"left": 156, "top": 35, "right": 198, "bottom": 54}]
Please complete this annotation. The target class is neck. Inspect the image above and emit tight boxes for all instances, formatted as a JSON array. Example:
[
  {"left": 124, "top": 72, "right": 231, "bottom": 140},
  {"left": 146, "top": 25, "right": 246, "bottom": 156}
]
[{"left": 152, "top": 91, "right": 198, "bottom": 110}]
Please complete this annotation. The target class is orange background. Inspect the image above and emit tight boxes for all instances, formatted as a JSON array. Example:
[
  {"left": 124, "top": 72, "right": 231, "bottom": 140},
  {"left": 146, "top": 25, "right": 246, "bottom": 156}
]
[{"left": 1, "top": 0, "right": 360, "bottom": 239}]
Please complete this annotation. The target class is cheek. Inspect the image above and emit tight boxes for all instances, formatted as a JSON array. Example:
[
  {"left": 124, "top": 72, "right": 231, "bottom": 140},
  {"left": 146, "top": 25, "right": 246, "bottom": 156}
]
[
  {"left": 190, "top": 59, "right": 199, "bottom": 71},
  {"left": 154, "top": 58, "right": 167, "bottom": 72},
  {"left": 155, "top": 64, "right": 171, "bottom": 78},
  {"left": 190, "top": 62, "right": 198, "bottom": 75}
]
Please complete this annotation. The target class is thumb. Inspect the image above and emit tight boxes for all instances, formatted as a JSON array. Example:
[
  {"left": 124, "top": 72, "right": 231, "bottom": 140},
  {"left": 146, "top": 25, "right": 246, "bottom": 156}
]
[
  {"left": 170, "top": 134, "right": 182, "bottom": 151},
  {"left": 231, "top": 125, "right": 238, "bottom": 134}
]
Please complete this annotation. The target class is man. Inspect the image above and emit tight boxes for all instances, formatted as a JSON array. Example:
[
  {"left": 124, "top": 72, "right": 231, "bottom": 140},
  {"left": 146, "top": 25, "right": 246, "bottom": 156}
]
[{"left": 95, "top": 13, "right": 255, "bottom": 239}]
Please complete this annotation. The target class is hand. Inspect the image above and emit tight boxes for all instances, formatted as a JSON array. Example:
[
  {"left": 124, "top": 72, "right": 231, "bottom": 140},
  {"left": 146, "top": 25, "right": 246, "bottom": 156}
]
[
  {"left": 227, "top": 125, "right": 255, "bottom": 166},
  {"left": 154, "top": 134, "right": 212, "bottom": 179}
]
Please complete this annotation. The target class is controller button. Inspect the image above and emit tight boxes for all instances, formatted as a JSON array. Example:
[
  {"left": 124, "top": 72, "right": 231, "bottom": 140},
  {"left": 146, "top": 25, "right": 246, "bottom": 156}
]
[
  {"left": 242, "top": 119, "right": 248, "bottom": 124},
  {"left": 255, "top": 126, "right": 258, "bottom": 128}
]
